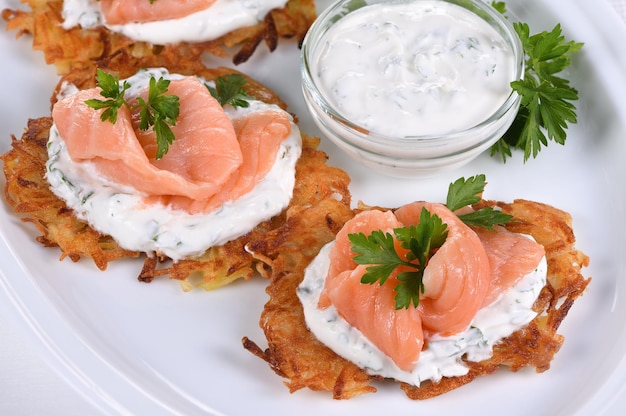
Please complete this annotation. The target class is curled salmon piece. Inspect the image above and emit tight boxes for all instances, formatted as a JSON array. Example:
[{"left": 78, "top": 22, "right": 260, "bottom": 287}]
[
  {"left": 319, "top": 209, "right": 424, "bottom": 372},
  {"left": 394, "top": 202, "right": 491, "bottom": 336},
  {"left": 100, "top": 0, "right": 216, "bottom": 25},
  {"left": 319, "top": 202, "right": 492, "bottom": 370},
  {"left": 316, "top": 201, "right": 546, "bottom": 373}
]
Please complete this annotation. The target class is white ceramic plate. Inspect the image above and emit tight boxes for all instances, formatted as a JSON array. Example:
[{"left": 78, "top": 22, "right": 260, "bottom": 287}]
[{"left": 1, "top": 0, "right": 625, "bottom": 414}]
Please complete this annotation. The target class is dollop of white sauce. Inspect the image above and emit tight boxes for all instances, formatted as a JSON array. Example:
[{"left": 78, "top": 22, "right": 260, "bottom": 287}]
[
  {"left": 61, "top": 0, "right": 288, "bottom": 44},
  {"left": 46, "top": 68, "right": 302, "bottom": 261},
  {"left": 298, "top": 242, "right": 547, "bottom": 385},
  {"left": 311, "top": 1, "right": 516, "bottom": 137}
]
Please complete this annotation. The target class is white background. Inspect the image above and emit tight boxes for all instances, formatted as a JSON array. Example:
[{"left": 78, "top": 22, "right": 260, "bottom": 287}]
[{"left": 1, "top": 0, "right": 625, "bottom": 415}]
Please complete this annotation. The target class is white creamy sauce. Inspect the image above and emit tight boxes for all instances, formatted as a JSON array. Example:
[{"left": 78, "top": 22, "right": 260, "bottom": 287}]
[
  {"left": 311, "top": 1, "right": 516, "bottom": 137},
  {"left": 46, "top": 68, "right": 302, "bottom": 261},
  {"left": 298, "top": 242, "right": 547, "bottom": 385},
  {"left": 61, "top": 0, "right": 288, "bottom": 44}
]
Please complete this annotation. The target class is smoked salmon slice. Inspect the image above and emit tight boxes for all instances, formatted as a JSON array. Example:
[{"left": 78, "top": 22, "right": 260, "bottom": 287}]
[
  {"left": 322, "top": 264, "right": 425, "bottom": 372},
  {"left": 100, "top": 0, "right": 216, "bottom": 25},
  {"left": 151, "top": 109, "right": 293, "bottom": 213},
  {"left": 133, "top": 77, "right": 244, "bottom": 192},
  {"left": 212, "top": 110, "right": 292, "bottom": 203},
  {"left": 394, "top": 202, "right": 491, "bottom": 336},
  {"left": 319, "top": 209, "right": 424, "bottom": 372},
  {"left": 52, "top": 76, "right": 293, "bottom": 214},
  {"left": 472, "top": 225, "right": 545, "bottom": 306}
]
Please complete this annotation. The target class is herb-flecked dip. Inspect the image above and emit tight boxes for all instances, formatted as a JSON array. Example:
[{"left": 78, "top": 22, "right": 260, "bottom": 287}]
[{"left": 311, "top": 0, "right": 517, "bottom": 137}]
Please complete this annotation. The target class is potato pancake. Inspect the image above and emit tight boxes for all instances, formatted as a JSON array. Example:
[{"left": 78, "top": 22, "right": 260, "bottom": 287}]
[
  {"left": 1, "top": 54, "right": 352, "bottom": 290},
  {"left": 243, "top": 199, "right": 590, "bottom": 399}
]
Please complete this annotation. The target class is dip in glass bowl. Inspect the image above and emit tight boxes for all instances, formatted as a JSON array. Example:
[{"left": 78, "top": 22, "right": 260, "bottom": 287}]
[{"left": 301, "top": 0, "right": 524, "bottom": 177}]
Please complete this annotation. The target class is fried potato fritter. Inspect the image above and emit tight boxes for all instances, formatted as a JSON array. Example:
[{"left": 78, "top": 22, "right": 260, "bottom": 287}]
[
  {"left": 2, "top": 0, "right": 316, "bottom": 74},
  {"left": 243, "top": 199, "right": 373, "bottom": 399},
  {"left": 1, "top": 58, "right": 352, "bottom": 290},
  {"left": 2, "top": 116, "right": 140, "bottom": 269},
  {"left": 243, "top": 199, "right": 590, "bottom": 399}
]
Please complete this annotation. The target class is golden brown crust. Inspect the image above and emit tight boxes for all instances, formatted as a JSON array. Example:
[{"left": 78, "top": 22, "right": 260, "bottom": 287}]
[
  {"left": 243, "top": 198, "right": 590, "bottom": 399},
  {"left": 2, "top": 117, "right": 140, "bottom": 269},
  {"left": 2, "top": 0, "right": 316, "bottom": 74},
  {"left": 1, "top": 58, "right": 352, "bottom": 290}
]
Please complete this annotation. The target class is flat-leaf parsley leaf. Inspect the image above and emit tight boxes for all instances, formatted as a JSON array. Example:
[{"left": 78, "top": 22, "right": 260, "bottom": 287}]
[
  {"left": 84, "top": 69, "right": 180, "bottom": 160},
  {"left": 135, "top": 76, "right": 180, "bottom": 159},
  {"left": 490, "top": 2, "right": 583, "bottom": 162},
  {"left": 447, "top": 174, "right": 513, "bottom": 230},
  {"left": 206, "top": 74, "right": 252, "bottom": 108},
  {"left": 84, "top": 69, "right": 130, "bottom": 124}
]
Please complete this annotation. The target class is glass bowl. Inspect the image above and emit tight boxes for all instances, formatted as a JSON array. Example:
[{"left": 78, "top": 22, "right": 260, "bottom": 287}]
[{"left": 301, "top": 0, "right": 524, "bottom": 177}]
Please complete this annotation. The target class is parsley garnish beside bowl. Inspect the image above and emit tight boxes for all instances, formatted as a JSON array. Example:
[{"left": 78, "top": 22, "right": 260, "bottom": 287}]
[{"left": 490, "top": 1, "right": 584, "bottom": 162}]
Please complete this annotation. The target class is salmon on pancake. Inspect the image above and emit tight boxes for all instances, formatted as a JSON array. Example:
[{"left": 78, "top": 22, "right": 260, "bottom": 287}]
[
  {"left": 47, "top": 67, "right": 301, "bottom": 262},
  {"left": 244, "top": 176, "right": 590, "bottom": 399}
]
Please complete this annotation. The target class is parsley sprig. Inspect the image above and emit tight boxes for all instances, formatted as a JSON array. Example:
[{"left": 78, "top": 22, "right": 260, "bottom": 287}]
[
  {"left": 206, "top": 74, "right": 252, "bottom": 108},
  {"left": 85, "top": 69, "right": 180, "bottom": 160},
  {"left": 348, "top": 175, "right": 512, "bottom": 309},
  {"left": 447, "top": 174, "right": 513, "bottom": 229},
  {"left": 490, "top": 2, "right": 584, "bottom": 162},
  {"left": 136, "top": 76, "right": 180, "bottom": 159},
  {"left": 83, "top": 70, "right": 130, "bottom": 124}
]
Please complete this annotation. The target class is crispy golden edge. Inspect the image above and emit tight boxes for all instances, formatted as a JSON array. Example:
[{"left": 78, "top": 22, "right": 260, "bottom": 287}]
[
  {"left": 243, "top": 199, "right": 591, "bottom": 399},
  {"left": 1, "top": 117, "right": 140, "bottom": 269},
  {"left": 0, "top": 58, "right": 352, "bottom": 290},
  {"left": 2, "top": 0, "right": 316, "bottom": 74},
  {"left": 243, "top": 199, "right": 373, "bottom": 399}
]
